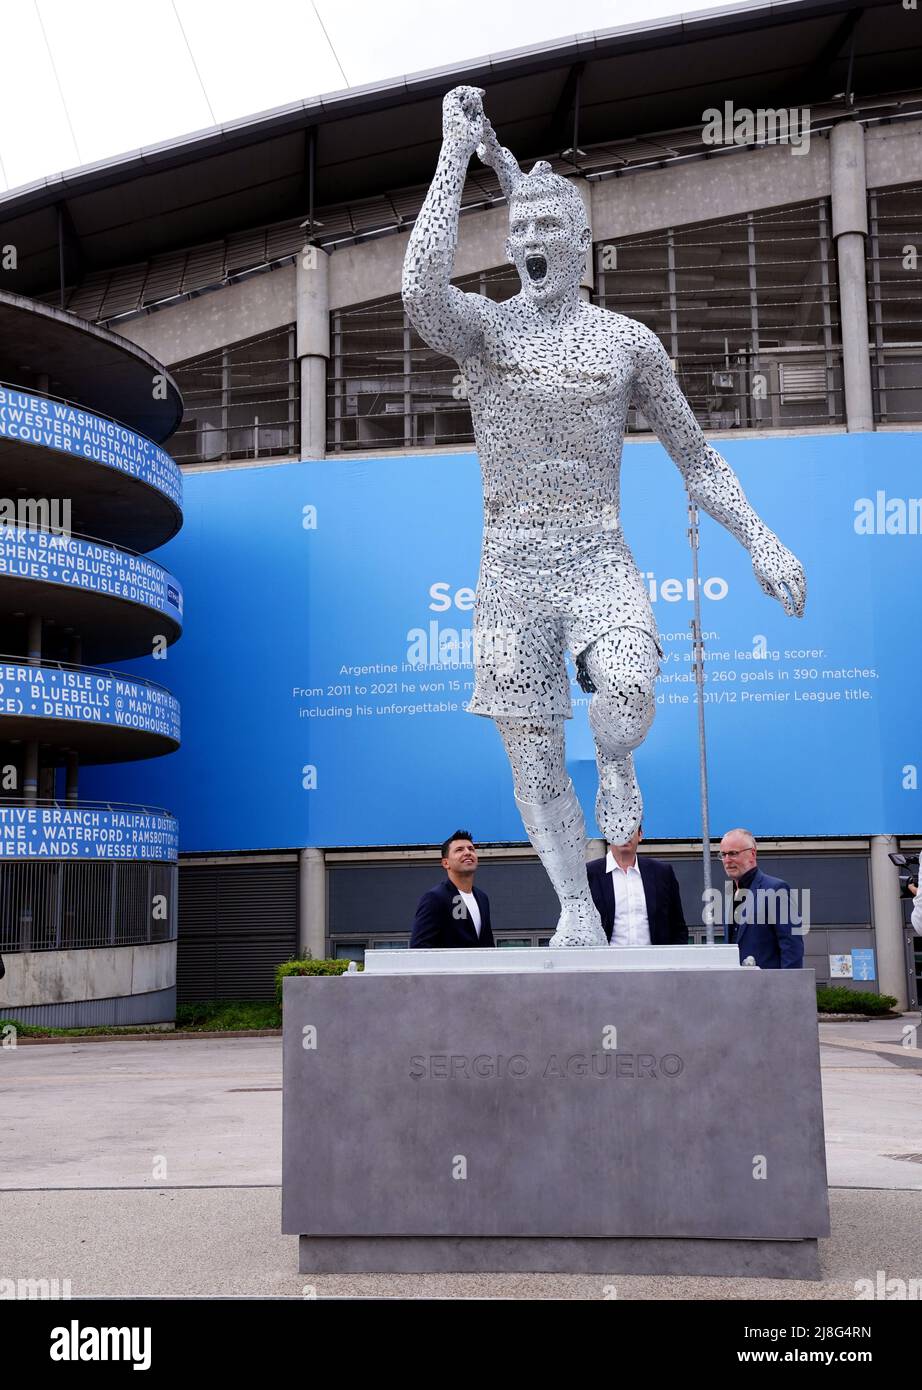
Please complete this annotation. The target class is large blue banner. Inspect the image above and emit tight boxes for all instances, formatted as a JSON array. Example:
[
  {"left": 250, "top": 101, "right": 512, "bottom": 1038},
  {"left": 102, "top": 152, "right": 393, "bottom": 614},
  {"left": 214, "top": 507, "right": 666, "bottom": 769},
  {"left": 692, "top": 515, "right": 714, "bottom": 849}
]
[{"left": 81, "top": 432, "right": 922, "bottom": 848}]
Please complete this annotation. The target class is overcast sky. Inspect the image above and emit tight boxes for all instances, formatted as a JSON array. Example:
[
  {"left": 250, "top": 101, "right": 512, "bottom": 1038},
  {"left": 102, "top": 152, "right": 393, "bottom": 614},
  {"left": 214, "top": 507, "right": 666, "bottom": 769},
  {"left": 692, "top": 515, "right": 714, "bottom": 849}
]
[{"left": 0, "top": 0, "right": 749, "bottom": 193}]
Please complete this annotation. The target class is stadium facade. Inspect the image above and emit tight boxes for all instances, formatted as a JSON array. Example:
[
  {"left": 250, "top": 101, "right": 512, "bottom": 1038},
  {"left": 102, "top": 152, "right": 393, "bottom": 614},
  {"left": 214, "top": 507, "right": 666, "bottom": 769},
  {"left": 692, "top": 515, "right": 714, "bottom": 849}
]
[{"left": 0, "top": 0, "right": 920, "bottom": 1021}]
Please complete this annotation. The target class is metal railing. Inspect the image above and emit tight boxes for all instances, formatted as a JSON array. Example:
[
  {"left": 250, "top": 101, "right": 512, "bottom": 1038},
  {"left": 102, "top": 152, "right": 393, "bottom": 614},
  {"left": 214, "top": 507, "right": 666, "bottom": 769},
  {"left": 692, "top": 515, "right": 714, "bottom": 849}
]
[
  {"left": 166, "top": 325, "right": 299, "bottom": 466},
  {"left": 0, "top": 857, "right": 178, "bottom": 953},
  {"left": 596, "top": 201, "right": 845, "bottom": 431},
  {"left": 867, "top": 183, "right": 922, "bottom": 424},
  {"left": 0, "top": 652, "right": 177, "bottom": 700},
  {"left": 0, "top": 796, "right": 176, "bottom": 816},
  {"left": 327, "top": 267, "right": 518, "bottom": 453}
]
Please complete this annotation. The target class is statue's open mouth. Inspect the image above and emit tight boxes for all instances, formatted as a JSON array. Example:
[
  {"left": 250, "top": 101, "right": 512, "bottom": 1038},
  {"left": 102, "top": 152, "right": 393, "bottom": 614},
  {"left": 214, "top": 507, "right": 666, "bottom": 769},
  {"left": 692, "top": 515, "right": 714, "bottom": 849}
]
[{"left": 525, "top": 254, "right": 547, "bottom": 282}]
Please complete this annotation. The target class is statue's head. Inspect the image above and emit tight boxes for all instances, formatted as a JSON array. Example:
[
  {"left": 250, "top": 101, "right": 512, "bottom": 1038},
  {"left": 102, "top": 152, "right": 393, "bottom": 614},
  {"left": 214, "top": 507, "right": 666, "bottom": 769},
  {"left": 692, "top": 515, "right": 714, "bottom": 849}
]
[{"left": 505, "top": 163, "right": 591, "bottom": 305}]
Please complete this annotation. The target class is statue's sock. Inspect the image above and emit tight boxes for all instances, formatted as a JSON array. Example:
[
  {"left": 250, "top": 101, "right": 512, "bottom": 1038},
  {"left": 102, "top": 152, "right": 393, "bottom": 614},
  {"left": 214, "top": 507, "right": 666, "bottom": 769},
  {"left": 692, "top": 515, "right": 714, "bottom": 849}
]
[
  {"left": 515, "top": 783, "right": 606, "bottom": 946},
  {"left": 514, "top": 782, "right": 590, "bottom": 905},
  {"left": 596, "top": 753, "right": 643, "bottom": 844}
]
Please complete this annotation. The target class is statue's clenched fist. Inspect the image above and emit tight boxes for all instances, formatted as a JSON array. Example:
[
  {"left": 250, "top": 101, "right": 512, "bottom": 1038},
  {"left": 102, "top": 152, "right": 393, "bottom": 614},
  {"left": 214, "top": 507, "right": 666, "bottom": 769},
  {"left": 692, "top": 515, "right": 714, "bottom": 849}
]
[{"left": 442, "top": 85, "right": 486, "bottom": 154}]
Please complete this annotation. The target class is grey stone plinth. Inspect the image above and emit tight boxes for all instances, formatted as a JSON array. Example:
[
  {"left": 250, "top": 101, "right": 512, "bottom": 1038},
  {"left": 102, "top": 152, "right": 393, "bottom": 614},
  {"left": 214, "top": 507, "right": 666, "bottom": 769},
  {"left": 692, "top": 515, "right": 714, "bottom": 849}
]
[
  {"left": 298, "top": 1235, "right": 819, "bottom": 1279},
  {"left": 282, "top": 967, "right": 829, "bottom": 1276}
]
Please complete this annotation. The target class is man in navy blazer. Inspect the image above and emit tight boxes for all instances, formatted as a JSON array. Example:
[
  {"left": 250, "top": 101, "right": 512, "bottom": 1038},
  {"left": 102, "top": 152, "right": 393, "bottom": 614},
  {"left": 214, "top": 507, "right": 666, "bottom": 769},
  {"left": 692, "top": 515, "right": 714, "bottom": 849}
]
[
  {"left": 586, "top": 825, "right": 686, "bottom": 945},
  {"left": 410, "top": 829, "right": 495, "bottom": 948},
  {"left": 720, "top": 828, "right": 804, "bottom": 969}
]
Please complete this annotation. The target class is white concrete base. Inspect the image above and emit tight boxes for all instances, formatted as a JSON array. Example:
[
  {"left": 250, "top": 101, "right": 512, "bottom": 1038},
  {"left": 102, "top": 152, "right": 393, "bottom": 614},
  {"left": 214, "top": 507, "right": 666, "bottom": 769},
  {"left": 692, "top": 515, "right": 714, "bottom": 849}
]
[{"left": 362, "top": 945, "right": 741, "bottom": 974}]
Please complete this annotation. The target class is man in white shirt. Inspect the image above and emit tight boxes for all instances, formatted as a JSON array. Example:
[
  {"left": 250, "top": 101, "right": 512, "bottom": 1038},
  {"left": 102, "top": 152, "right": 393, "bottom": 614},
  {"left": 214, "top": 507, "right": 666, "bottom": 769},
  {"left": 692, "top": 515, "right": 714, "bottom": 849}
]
[
  {"left": 587, "top": 825, "right": 687, "bottom": 946},
  {"left": 410, "top": 829, "right": 496, "bottom": 947}
]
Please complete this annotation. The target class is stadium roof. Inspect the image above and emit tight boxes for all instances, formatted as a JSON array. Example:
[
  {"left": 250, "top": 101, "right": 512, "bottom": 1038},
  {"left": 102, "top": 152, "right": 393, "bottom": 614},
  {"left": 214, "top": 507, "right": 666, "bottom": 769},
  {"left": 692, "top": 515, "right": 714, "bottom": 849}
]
[{"left": 0, "top": 0, "right": 918, "bottom": 307}]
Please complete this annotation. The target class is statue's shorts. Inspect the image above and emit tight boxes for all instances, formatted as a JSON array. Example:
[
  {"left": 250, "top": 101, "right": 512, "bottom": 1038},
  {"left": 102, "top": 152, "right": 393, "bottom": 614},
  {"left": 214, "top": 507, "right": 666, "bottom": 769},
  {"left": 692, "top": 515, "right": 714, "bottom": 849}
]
[{"left": 466, "top": 524, "right": 662, "bottom": 720}]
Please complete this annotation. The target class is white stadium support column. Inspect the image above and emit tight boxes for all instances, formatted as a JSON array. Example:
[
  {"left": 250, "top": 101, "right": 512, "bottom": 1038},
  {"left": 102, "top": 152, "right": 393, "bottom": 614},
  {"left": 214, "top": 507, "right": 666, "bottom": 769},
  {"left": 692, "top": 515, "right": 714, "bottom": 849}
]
[
  {"left": 870, "top": 835, "right": 908, "bottom": 1010},
  {"left": 299, "top": 847, "right": 327, "bottom": 960},
  {"left": 830, "top": 122, "right": 874, "bottom": 433},
  {"left": 297, "top": 244, "right": 330, "bottom": 460}
]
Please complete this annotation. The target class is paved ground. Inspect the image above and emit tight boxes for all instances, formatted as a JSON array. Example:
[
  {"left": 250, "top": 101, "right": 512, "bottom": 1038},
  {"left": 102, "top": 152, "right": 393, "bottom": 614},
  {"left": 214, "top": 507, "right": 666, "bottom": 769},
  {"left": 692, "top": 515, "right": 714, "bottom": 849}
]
[{"left": 2, "top": 1017, "right": 920, "bottom": 1299}]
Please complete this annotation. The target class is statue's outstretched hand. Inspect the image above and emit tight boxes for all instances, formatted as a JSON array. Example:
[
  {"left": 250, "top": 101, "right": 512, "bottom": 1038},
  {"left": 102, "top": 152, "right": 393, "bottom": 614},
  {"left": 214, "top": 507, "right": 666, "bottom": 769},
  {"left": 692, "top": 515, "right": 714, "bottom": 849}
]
[
  {"left": 442, "top": 86, "right": 485, "bottom": 155},
  {"left": 750, "top": 530, "right": 806, "bottom": 617}
]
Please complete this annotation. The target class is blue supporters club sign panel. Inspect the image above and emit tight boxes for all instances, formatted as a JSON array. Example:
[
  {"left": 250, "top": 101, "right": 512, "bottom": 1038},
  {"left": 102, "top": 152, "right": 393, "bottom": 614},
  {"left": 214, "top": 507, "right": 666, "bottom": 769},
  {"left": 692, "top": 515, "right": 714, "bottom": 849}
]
[
  {"left": 0, "top": 386, "right": 182, "bottom": 506},
  {"left": 0, "top": 806, "right": 178, "bottom": 861},
  {"left": 81, "top": 432, "right": 922, "bottom": 849},
  {"left": 0, "top": 528, "right": 183, "bottom": 621},
  {"left": 0, "top": 663, "right": 180, "bottom": 741}
]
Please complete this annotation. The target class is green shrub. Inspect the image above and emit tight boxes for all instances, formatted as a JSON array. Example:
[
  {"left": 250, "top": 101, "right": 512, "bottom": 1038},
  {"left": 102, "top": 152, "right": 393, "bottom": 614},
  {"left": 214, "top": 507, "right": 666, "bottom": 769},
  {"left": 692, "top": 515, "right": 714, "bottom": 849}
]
[
  {"left": 816, "top": 985, "right": 898, "bottom": 1015},
  {"left": 275, "top": 957, "right": 362, "bottom": 1005}
]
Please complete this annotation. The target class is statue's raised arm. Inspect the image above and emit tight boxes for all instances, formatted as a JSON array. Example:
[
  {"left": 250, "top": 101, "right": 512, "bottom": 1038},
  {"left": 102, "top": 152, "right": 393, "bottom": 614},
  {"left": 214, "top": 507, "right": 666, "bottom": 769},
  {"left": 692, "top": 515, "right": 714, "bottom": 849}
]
[{"left": 402, "top": 86, "right": 493, "bottom": 359}]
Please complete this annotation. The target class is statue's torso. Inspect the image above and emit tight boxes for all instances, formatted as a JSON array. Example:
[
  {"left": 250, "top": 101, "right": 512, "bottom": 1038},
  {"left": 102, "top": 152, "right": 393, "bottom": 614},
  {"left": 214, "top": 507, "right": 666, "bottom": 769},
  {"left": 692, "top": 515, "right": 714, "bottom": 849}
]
[{"left": 461, "top": 300, "right": 642, "bottom": 530}]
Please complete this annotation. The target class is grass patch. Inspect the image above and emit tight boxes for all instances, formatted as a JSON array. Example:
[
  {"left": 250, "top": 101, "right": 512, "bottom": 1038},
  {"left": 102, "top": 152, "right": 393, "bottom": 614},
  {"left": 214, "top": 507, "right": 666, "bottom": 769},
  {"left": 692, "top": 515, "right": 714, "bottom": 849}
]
[
  {"left": 174, "top": 1000, "right": 281, "bottom": 1031},
  {"left": 0, "top": 1000, "right": 282, "bottom": 1038},
  {"left": 0, "top": 1019, "right": 171, "bottom": 1038}
]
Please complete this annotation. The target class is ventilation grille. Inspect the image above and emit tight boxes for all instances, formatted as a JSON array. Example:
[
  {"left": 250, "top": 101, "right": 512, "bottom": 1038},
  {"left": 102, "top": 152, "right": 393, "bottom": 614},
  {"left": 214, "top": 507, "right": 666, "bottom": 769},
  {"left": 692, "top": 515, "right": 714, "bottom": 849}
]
[
  {"left": 177, "top": 862, "right": 299, "bottom": 1002},
  {"left": 780, "top": 360, "right": 828, "bottom": 403}
]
